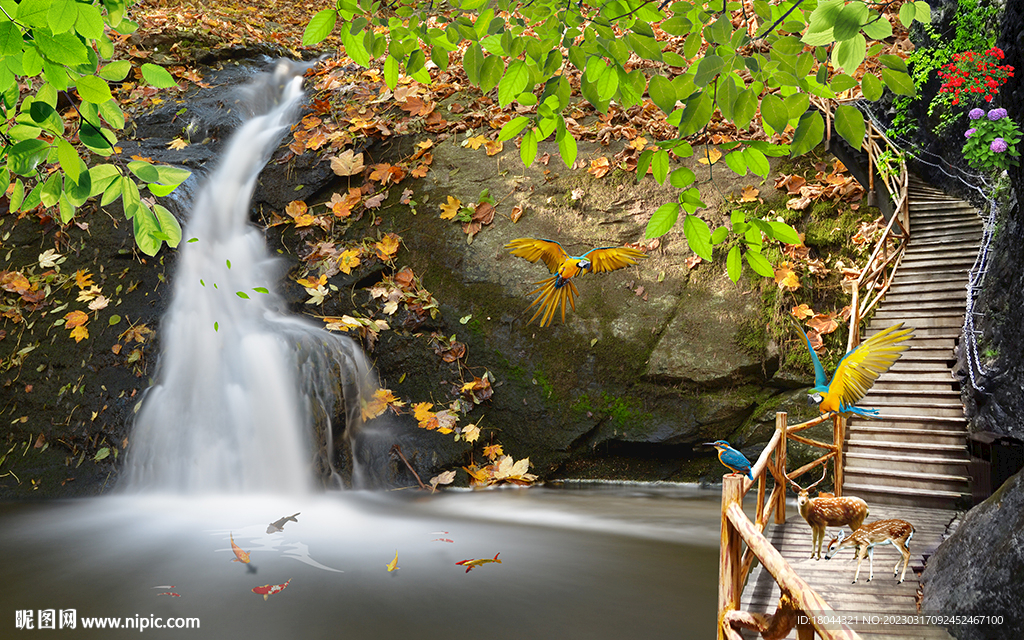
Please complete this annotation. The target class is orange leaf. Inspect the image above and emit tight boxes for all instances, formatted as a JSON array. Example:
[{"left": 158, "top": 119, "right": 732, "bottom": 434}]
[
  {"left": 64, "top": 310, "right": 89, "bottom": 329},
  {"left": 807, "top": 313, "right": 839, "bottom": 336},
  {"left": 685, "top": 255, "right": 702, "bottom": 269},
  {"left": 375, "top": 233, "right": 401, "bottom": 261},
  {"left": 0, "top": 271, "right": 31, "bottom": 294},
  {"left": 510, "top": 206, "right": 523, "bottom": 223},
  {"left": 588, "top": 156, "right": 612, "bottom": 178},
  {"left": 285, "top": 200, "right": 308, "bottom": 218},
  {"left": 439, "top": 196, "right": 461, "bottom": 220},
  {"left": 413, "top": 402, "right": 435, "bottom": 423},
  {"left": 337, "top": 249, "right": 361, "bottom": 275},
  {"left": 482, "top": 444, "right": 503, "bottom": 460},
  {"left": 464, "top": 135, "right": 487, "bottom": 150},
  {"left": 774, "top": 265, "right": 800, "bottom": 291},
  {"left": 740, "top": 186, "right": 760, "bottom": 202},
  {"left": 74, "top": 269, "right": 95, "bottom": 290},
  {"left": 697, "top": 147, "right": 723, "bottom": 165},
  {"left": 369, "top": 164, "right": 393, "bottom": 183},
  {"left": 167, "top": 137, "right": 189, "bottom": 150},
  {"left": 484, "top": 140, "right": 503, "bottom": 156},
  {"left": 791, "top": 304, "right": 815, "bottom": 320}
]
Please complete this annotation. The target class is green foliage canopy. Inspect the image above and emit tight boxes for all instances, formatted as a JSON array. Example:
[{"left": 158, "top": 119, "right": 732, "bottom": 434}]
[
  {"left": 305, "top": 0, "right": 929, "bottom": 281},
  {"left": 1, "top": 0, "right": 187, "bottom": 256}
]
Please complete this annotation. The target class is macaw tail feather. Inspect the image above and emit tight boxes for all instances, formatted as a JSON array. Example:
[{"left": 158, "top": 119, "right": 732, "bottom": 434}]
[
  {"left": 524, "top": 276, "right": 579, "bottom": 326},
  {"left": 840, "top": 405, "right": 879, "bottom": 418}
]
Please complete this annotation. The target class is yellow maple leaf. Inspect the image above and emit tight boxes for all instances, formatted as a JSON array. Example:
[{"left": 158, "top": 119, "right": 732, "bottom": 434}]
[
  {"left": 74, "top": 269, "right": 94, "bottom": 290},
  {"left": 330, "top": 149, "right": 365, "bottom": 177},
  {"left": 464, "top": 135, "right": 487, "bottom": 150},
  {"left": 293, "top": 213, "right": 317, "bottom": 228},
  {"left": 482, "top": 443, "right": 503, "bottom": 460},
  {"left": 413, "top": 402, "right": 435, "bottom": 423},
  {"left": 296, "top": 274, "right": 327, "bottom": 289},
  {"left": 337, "top": 249, "right": 361, "bottom": 275},
  {"left": 697, "top": 146, "right": 723, "bottom": 165},
  {"left": 774, "top": 264, "right": 800, "bottom": 291},
  {"left": 285, "top": 200, "right": 308, "bottom": 218},
  {"left": 740, "top": 186, "right": 760, "bottom": 202},
  {"left": 791, "top": 303, "right": 815, "bottom": 320},
  {"left": 70, "top": 324, "right": 89, "bottom": 342},
  {"left": 460, "top": 423, "right": 481, "bottom": 443},
  {"left": 439, "top": 196, "right": 461, "bottom": 220},
  {"left": 375, "top": 233, "right": 401, "bottom": 261},
  {"left": 167, "top": 137, "right": 189, "bottom": 150},
  {"left": 588, "top": 157, "right": 612, "bottom": 178}
]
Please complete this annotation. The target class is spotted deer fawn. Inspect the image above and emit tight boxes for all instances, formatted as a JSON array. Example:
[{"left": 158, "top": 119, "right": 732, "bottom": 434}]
[
  {"left": 825, "top": 519, "right": 915, "bottom": 584},
  {"left": 787, "top": 463, "right": 869, "bottom": 560}
]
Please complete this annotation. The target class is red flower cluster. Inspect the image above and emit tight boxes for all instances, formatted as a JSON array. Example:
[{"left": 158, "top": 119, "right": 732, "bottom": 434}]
[{"left": 938, "top": 47, "right": 1014, "bottom": 105}]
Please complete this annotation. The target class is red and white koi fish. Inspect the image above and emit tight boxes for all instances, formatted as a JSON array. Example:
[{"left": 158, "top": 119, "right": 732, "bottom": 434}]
[
  {"left": 152, "top": 586, "right": 175, "bottom": 589},
  {"left": 156, "top": 592, "right": 181, "bottom": 597},
  {"left": 431, "top": 538, "right": 455, "bottom": 543},
  {"left": 230, "top": 533, "right": 250, "bottom": 563},
  {"left": 455, "top": 553, "right": 501, "bottom": 573},
  {"left": 251, "top": 579, "right": 290, "bottom": 601}
]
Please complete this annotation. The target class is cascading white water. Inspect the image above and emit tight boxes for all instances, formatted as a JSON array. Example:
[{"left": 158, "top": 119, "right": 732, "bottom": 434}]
[{"left": 123, "top": 61, "right": 376, "bottom": 494}]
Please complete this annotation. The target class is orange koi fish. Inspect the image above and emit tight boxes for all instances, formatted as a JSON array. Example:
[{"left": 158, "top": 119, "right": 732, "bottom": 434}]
[
  {"left": 251, "top": 579, "right": 290, "bottom": 600},
  {"left": 230, "top": 533, "right": 250, "bottom": 563},
  {"left": 455, "top": 552, "right": 502, "bottom": 573}
]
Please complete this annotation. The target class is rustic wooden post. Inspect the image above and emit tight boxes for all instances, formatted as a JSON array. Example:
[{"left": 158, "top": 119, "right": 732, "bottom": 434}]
[
  {"left": 719, "top": 474, "right": 744, "bottom": 640},
  {"left": 847, "top": 287, "right": 861, "bottom": 353},
  {"left": 775, "top": 412, "right": 788, "bottom": 525},
  {"left": 833, "top": 414, "right": 845, "bottom": 497}
]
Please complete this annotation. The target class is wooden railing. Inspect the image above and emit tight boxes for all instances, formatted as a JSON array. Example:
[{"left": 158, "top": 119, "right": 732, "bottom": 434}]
[
  {"left": 813, "top": 96, "right": 912, "bottom": 352},
  {"left": 718, "top": 412, "right": 860, "bottom": 640}
]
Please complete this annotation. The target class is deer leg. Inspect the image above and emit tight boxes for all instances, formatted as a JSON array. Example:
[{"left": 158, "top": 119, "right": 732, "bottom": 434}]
[
  {"left": 852, "top": 550, "right": 865, "bottom": 584},
  {"left": 810, "top": 527, "right": 820, "bottom": 560},
  {"left": 866, "top": 546, "right": 875, "bottom": 582},
  {"left": 893, "top": 540, "right": 911, "bottom": 583}
]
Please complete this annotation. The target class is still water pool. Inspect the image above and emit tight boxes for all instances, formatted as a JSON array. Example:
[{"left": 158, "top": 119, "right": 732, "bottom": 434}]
[{"left": 0, "top": 483, "right": 720, "bottom": 639}]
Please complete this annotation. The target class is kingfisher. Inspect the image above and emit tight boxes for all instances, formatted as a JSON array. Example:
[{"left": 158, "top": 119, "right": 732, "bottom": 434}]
[
  {"left": 505, "top": 238, "right": 647, "bottom": 327},
  {"left": 798, "top": 322, "right": 914, "bottom": 417},
  {"left": 704, "top": 440, "right": 753, "bottom": 479}
]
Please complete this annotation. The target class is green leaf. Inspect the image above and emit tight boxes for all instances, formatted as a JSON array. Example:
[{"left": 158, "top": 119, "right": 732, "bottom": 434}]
[
  {"left": 109, "top": 314, "right": 121, "bottom": 326},
  {"left": 861, "top": 13, "right": 893, "bottom": 40},
  {"left": 768, "top": 221, "right": 802, "bottom": 245},
  {"left": 497, "top": 60, "right": 527, "bottom": 106},
  {"left": 784, "top": 93, "right": 810, "bottom": 121},
  {"left": 742, "top": 147, "right": 770, "bottom": 178},
  {"left": 879, "top": 54, "right": 908, "bottom": 73},
  {"left": 914, "top": 1, "right": 931, "bottom": 23},
  {"left": 75, "top": 3, "right": 105, "bottom": 39},
  {"left": 383, "top": 54, "right": 399, "bottom": 89},
  {"left": 141, "top": 63, "right": 176, "bottom": 88},
  {"left": 626, "top": 32, "right": 662, "bottom": 62},
  {"left": 498, "top": 116, "right": 530, "bottom": 142},
  {"left": 556, "top": 128, "right": 577, "bottom": 167},
  {"left": 834, "top": 104, "right": 866, "bottom": 150},
  {"left": 651, "top": 149, "right": 669, "bottom": 185},
  {"left": 236, "top": 291, "right": 250, "bottom": 299},
  {"left": 0, "top": 21, "right": 22, "bottom": 56},
  {"left": 881, "top": 68, "right": 915, "bottom": 96},
  {"left": 8, "top": 139, "right": 50, "bottom": 176},
  {"left": 711, "top": 226, "right": 729, "bottom": 245},
  {"left": 833, "top": 2, "right": 868, "bottom": 41},
  {"left": 734, "top": 88, "right": 757, "bottom": 131},
  {"left": 128, "top": 160, "right": 160, "bottom": 183},
  {"left": 727, "top": 245, "right": 742, "bottom": 282},
  {"left": 830, "top": 73, "right": 859, "bottom": 94},
  {"left": 832, "top": 34, "right": 866, "bottom": 75},
  {"left": 669, "top": 166, "right": 695, "bottom": 189},
  {"left": 132, "top": 204, "right": 161, "bottom": 256},
  {"left": 636, "top": 149, "right": 653, "bottom": 179},
  {"left": 121, "top": 175, "right": 140, "bottom": 218},
  {"left": 898, "top": 2, "right": 916, "bottom": 28},
  {"left": 76, "top": 74, "right": 113, "bottom": 103},
  {"left": 861, "top": 73, "right": 883, "bottom": 101},
  {"left": 724, "top": 150, "right": 747, "bottom": 176},
  {"left": 645, "top": 202, "right": 679, "bottom": 238},
  {"left": 94, "top": 448, "right": 110, "bottom": 462},
  {"left": 744, "top": 249, "right": 774, "bottom": 277},
  {"left": 683, "top": 215, "right": 713, "bottom": 260},
  {"left": 40, "top": 171, "right": 61, "bottom": 207},
  {"left": 99, "top": 60, "right": 131, "bottom": 81},
  {"left": 153, "top": 205, "right": 181, "bottom": 247},
  {"left": 34, "top": 29, "right": 88, "bottom": 66},
  {"left": 58, "top": 191, "right": 74, "bottom": 224},
  {"left": 520, "top": 128, "right": 538, "bottom": 166},
  {"left": 693, "top": 54, "right": 724, "bottom": 87},
  {"left": 48, "top": 0, "right": 78, "bottom": 34},
  {"left": 56, "top": 138, "right": 81, "bottom": 183},
  {"left": 464, "top": 44, "right": 484, "bottom": 87},
  {"left": 303, "top": 9, "right": 338, "bottom": 45},
  {"left": 647, "top": 75, "right": 677, "bottom": 115},
  {"left": 790, "top": 110, "right": 825, "bottom": 157},
  {"left": 595, "top": 63, "right": 619, "bottom": 101},
  {"left": 760, "top": 93, "right": 788, "bottom": 134}
]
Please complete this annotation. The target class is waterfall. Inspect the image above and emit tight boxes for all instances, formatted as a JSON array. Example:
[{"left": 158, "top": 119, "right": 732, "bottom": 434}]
[{"left": 123, "top": 61, "right": 378, "bottom": 493}]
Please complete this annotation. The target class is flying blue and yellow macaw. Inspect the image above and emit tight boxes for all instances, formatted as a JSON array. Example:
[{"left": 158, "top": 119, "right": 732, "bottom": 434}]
[
  {"left": 704, "top": 440, "right": 753, "bottom": 479},
  {"left": 798, "top": 322, "right": 914, "bottom": 417},
  {"left": 506, "top": 238, "right": 647, "bottom": 327}
]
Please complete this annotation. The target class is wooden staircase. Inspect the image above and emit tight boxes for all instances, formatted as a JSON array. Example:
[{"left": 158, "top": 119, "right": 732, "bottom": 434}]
[{"left": 843, "top": 176, "right": 980, "bottom": 510}]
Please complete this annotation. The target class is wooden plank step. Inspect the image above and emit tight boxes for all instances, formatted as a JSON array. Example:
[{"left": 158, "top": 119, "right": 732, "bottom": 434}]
[
  {"left": 847, "top": 439, "right": 968, "bottom": 453},
  {"left": 855, "top": 413, "right": 967, "bottom": 426},
  {"left": 873, "top": 301, "right": 965, "bottom": 314},
  {"left": 866, "top": 326, "right": 961, "bottom": 340},
  {"left": 908, "top": 236, "right": 982, "bottom": 250},
  {"left": 873, "top": 308, "right": 964, "bottom": 320},
  {"left": 844, "top": 451, "right": 970, "bottom": 473},
  {"left": 843, "top": 466, "right": 970, "bottom": 485},
  {"left": 848, "top": 427, "right": 967, "bottom": 446},
  {"left": 869, "top": 314, "right": 964, "bottom": 328},
  {"left": 873, "top": 372, "right": 957, "bottom": 384},
  {"left": 898, "top": 257, "right": 978, "bottom": 271},
  {"left": 879, "top": 293, "right": 966, "bottom": 307},
  {"left": 884, "top": 281, "right": 968, "bottom": 296},
  {"left": 855, "top": 403, "right": 964, "bottom": 418},
  {"left": 842, "top": 481, "right": 968, "bottom": 502},
  {"left": 863, "top": 388, "right": 962, "bottom": 400},
  {"left": 910, "top": 218, "right": 983, "bottom": 232}
]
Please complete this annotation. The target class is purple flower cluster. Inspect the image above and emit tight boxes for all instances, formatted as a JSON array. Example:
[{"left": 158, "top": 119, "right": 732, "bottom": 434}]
[
  {"left": 965, "top": 128, "right": 977, "bottom": 138},
  {"left": 990, "top": 137, "right": 1008, "bottom": 153},
  {"left": 988, "top": 108, "right": 1009, "bottom": 120},
  {"left": 969, "top": 108, "right": 986, "bottom": 120}
]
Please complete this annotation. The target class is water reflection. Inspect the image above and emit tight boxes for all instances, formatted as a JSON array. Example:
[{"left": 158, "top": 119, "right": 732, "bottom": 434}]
[{"left": 0, "top": 484, "right": 718, "bottom": 639}]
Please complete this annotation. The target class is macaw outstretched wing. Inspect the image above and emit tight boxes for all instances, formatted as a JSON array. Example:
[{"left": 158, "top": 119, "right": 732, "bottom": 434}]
[
  {"left": 506, "top": 238, "right": 568, "bottom": 274},
  {"left": 581, "top": 246, "right": 648, "bottom": 273},
  {"left": 796, "top": 323, "right": 830, "bottom": 389},
  {"left": 829, "top": 322, "right": 914, "bottom": 407}
]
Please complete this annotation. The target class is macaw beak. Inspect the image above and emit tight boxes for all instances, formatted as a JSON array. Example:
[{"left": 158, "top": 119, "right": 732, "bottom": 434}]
[{"left": 806, "top": 393, "right": 823, "bottom": 406}]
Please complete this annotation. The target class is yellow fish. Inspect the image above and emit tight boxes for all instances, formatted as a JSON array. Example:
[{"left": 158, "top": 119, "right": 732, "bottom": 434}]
[
  {"left": 386, "top": 551, "right": 399, "bottom": 572},
  {"left": 506, "top": 238, "right": 646, "bottom": 326},
  {"left": 456, "top": 552, "right": 502, "bottom": 573},
  {"left": 229, "top": 533, "right": 250, "bottom": 564}
]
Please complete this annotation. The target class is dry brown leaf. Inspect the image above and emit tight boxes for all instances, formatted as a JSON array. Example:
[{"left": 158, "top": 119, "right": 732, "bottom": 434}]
[
  {"left": 510, "top": 206, "right": 523, "bottom": 223},
  {"left": 697, "top": 146, "right": 722, "bottom": 165},
  {"left": 807, "top": 313, "right": 839, "bottom": 336},
  {"left": 588, "top": 156, "right": 612, "bottom": 178},
  {"left": 740, "top": 185, "right": 759, "bottom": 202},
  {"left": 791, "top": 304, "right": 815, "bottom": 320},
  {"left": 484, "top": 139, "right": 503, "bottom": 156},
  {"left": 330, "top": 149, "right": 365, "bottom": 177}
]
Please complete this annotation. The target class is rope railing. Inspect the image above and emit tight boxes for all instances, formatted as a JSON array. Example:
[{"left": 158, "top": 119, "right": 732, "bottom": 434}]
[{"left": 718, "top": 412, "right": 859, "bottom": 640}]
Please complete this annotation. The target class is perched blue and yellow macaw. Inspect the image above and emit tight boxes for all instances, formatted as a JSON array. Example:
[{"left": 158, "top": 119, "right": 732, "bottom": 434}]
[
  {"left": 704, "top": 440, "right": 753, "bottom": 479},
  {"left": 506, "top": 238, "right": 647, "bottom": 327},
  {"left": 798, "top": 322, "right": 914, "bottom": 417}
]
